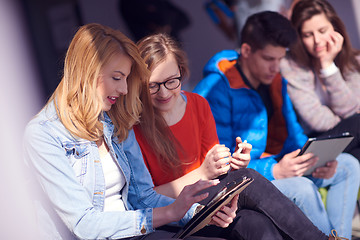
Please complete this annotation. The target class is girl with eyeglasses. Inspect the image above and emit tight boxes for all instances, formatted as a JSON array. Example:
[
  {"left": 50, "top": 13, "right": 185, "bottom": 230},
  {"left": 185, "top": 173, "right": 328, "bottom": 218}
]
[
  {"left": 133, "top": 33, "right": 335, "bottom": 239},
  {"left": 23, "top": 23, "right": 238, "bottom": 240}
]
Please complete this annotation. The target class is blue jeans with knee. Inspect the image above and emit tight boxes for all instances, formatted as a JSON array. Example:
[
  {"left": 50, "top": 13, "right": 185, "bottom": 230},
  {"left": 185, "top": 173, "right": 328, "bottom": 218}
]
[{"left": 272, "top": 153, "right": 360, "bottom": 239}]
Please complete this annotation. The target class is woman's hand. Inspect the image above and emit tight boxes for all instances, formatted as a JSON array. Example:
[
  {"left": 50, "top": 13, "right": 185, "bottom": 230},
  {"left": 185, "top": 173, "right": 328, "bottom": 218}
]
[
  {"left": 153, "top": 179, "right": 220, "bottom": 228},
  {"left": 319, "top": 31, "right": 344, "bottom": 69},
  {"left": 208, "top": 194, "right": 239, "bottom": 228},
  {"left": 199, "top": 144, "right": 232, "bottom": 179},
  {"left": 171, "top": 180, "right": 219, "bottom": 220},
  {"left": 230, "top": 137, "right": 252, "bottom": 169}
]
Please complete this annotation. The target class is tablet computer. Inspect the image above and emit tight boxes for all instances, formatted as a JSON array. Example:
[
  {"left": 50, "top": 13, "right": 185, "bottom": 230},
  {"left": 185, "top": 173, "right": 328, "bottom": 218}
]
[
  {"left": 173, "top": 176, "right": 253, "bottom": 239},
  {"left": 299, "top": 132, "right": 353, "bottom": 176}
]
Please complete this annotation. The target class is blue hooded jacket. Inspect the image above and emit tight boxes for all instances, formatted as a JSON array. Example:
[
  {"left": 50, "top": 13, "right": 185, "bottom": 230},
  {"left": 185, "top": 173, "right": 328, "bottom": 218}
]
[{"left": 194, "top": 50, "right": 307, "bottom": 180}]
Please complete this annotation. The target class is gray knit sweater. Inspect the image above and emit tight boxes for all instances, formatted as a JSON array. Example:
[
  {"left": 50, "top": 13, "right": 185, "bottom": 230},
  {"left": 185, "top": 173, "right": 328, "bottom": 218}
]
[{"left": 280, "top": 56, "right": 360, "bottom": 134}]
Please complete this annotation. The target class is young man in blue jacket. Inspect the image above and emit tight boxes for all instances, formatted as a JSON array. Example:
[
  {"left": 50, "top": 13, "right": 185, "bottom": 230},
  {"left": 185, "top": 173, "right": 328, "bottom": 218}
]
[{"left": 194, "top": 11, "right": 360, "bottom": 239}]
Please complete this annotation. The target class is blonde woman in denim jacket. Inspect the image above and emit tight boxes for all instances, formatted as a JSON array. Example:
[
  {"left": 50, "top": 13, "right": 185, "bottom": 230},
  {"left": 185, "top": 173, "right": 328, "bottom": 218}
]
[{"left": 23, "top": 23, "right": 236, "bottom": 240}]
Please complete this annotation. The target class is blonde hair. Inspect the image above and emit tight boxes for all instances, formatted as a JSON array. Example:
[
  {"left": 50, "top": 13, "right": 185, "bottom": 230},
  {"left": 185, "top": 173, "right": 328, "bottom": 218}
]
[
  {"left": 137, "top": 33, "right": 189, "bottom": 177},
  {"left": 46, "top": 23, "right": 149, "bottom": 142}
]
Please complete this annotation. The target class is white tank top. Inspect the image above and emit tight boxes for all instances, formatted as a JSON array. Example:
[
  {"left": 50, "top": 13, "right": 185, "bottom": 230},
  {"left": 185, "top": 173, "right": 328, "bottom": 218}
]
[{"left": 101, "top": 151, "right": 126, "bottom": 212}]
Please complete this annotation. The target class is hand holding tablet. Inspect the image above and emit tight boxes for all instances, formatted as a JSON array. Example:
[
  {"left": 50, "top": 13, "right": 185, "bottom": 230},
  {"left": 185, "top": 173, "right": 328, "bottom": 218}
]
[
  {"left": 173, "top": 176, "right": 253, "bottom": 239},
  {"left": 298, "top": 132, "right": 353, "bottom": 176}
]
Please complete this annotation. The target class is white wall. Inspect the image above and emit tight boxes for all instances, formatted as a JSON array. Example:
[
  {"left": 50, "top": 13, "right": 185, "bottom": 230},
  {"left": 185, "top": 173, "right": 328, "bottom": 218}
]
[
  {"left": 328, "top": 0, "right": 360, "bottom": 49},
  {"left": 351, "top": 0, "right": 360, "bottom": 49},
  {"left": 0, "top": 0, "right": 42, "bottom": 239}
]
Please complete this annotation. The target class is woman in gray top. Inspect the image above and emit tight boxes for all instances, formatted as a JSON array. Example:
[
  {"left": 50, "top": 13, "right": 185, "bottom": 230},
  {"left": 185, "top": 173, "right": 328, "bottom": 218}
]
[{"left": 280, "top": 0, "right": 360, "bottom": 161}]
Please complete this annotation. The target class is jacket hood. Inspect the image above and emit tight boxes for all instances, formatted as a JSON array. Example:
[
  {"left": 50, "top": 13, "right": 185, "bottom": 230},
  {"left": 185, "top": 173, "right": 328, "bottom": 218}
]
[{"left": 203, "top": 50, "right": 239, "bottom": 77}]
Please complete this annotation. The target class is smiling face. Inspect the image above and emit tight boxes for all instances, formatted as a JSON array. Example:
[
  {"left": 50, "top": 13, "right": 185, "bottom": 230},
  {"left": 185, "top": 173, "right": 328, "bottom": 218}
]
[
  {"left": 241, "top": 43, "right": 286, "bottom": 89},
  {"left": 300, "top": 13, "right": 335, "bottom": 59},
  {"left": 97, "top": 53, "right": 132, "bottom": 111},
  {"left": 149, "top": 54, "right": 182, "bottom": 113}
]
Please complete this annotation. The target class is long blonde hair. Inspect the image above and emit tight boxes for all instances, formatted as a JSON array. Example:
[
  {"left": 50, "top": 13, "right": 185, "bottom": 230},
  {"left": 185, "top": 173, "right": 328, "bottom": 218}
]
[
  {"left": 137, "top": 33, "right": 189, "bottom": 177},
  {"left": 47, "top": 23, "right": 149, "bottom": 142}
]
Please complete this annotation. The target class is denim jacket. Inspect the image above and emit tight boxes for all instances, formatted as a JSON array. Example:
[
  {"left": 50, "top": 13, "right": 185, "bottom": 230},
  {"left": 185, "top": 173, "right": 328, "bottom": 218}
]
[{"left": 23, "top": 102, "right": 196, "bottom": 240}]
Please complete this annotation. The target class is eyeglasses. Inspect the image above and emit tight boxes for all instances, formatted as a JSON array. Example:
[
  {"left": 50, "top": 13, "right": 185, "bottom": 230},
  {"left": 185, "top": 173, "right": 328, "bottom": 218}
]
[{"left": 149, "top": 76, "right": 182, "bottom": 94}]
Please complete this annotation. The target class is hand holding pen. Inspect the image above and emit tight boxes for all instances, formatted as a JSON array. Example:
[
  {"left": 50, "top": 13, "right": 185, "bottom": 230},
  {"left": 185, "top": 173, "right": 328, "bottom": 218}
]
[{"left": 230, "top": 137, "right": 252, "bottom": 170}]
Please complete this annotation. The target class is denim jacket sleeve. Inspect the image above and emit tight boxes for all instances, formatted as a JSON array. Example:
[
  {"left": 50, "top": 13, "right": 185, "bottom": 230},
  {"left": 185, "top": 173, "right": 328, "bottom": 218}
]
[
  {"left": 23, "top": 113, "right": 168, "bottom": 239},
  {"left": 118, "top": 129, "right": 197, "bottom": 227}
]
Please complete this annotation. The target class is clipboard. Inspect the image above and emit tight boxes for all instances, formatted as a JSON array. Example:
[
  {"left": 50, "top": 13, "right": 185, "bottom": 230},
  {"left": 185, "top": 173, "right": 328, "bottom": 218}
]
[
  {"left": 173, "top": 176, "right": 253, "bottom": 239},
  {"left": 299, "top": 132, "right": 354, "bottom": 176}
]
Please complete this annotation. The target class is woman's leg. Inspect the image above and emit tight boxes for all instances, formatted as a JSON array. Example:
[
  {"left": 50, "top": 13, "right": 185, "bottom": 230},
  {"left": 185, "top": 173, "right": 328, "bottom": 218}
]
[
  {"left": 157, "top": 209, "right": 285, "bottom": 240},
  {"left": 194, "top": 209, "right": 284, "bottom": 240},
  {"left": 226, "top": 209, "right": 284, "bottom": 240},
  {"left": 127, "top": 230, "right": 226, "bottom": 240},
  {"left": 200, "top": 168, "right": 329, "bottom": 240}
]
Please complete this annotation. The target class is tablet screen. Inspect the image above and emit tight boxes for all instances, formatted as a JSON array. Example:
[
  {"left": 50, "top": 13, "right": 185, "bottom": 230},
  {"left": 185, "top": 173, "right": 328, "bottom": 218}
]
[{"left": 299, "top": 132, "right": 353, "bottom": 176}]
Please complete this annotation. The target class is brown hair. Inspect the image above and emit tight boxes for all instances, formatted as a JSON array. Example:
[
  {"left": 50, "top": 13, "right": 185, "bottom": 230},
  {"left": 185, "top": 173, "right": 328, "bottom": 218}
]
[
  {"left": 137, "top": 33, "right": 190, "bottom": 177},
  {"left": 47, "top": 23, "right": 149, "bottom": 142},
  {"left": 290, "top": 0, "right": 360, "bottom": 73}
]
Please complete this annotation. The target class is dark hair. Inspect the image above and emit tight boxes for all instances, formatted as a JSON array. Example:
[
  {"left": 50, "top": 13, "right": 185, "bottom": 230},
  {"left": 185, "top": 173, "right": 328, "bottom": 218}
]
[
  {"left": 240, "top": 11, "right": 297, "bottom": 51},
  {"left": 119, "top": 0, "right": 190, "bottom": 42},
  {"left": 290, "top": 0, "right": 360, "bottom": 73}
]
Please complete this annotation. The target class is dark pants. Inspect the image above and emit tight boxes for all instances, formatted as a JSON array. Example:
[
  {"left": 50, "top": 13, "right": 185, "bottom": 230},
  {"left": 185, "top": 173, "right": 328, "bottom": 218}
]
[
  {"left": 124, "top": 230, "right": 225, "bottom": 240},
  {"left": 156, "top": 208, "right": 284, "bottom": 240},
  {"left": 155, "top": 169, "right": 328, "bottom": 240},
  {"left": 193, "top": 209, "right": 284, "bottom": 240},
  {"left": 194, "top": 169, "right": 328, "bottom": 240},
  {"left": 312, "top": 113, "right": 360, "bottom": 162}
]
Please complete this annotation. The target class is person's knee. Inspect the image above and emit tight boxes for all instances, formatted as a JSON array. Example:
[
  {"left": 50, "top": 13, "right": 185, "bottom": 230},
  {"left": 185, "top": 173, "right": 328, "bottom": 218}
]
[
  {"left": 236, "top": 168, "right": 261, "bottom": 179},
  {"left": 336, "top": 153, "right": 360, "bottom": 181},
  {"left": 272, "top": 177, "right": 319, "bottom": 203}
]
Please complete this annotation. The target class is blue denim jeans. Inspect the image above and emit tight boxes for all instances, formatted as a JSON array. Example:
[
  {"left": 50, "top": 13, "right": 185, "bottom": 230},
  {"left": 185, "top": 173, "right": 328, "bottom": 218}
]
[{"left": 272, "top": 153, "right": 360, "bottom": 239}]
